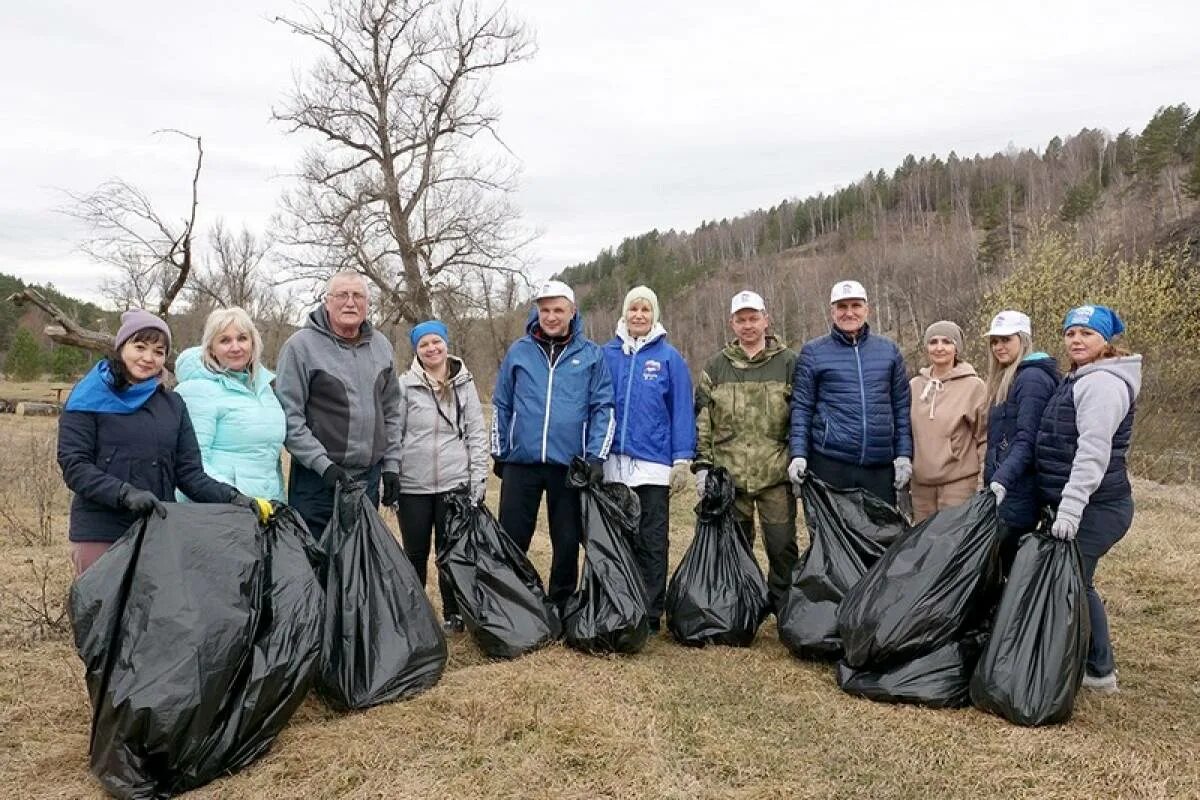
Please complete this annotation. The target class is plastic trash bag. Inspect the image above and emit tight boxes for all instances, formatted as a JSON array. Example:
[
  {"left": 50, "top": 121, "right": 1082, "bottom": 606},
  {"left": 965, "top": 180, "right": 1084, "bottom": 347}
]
[
  {"left": 439, "top": 490, "right": 561, "bottom": 659},
  {"left": 837, "top": 491, "right": 1001, "bottom": 669},
  {"left": 317, "top": 483, "right": 446, "bottom": 711},
  {"left": 69, "top": 503, "right": 323, "bottom": 799},
  {"left": 970, "top": 530, "right": 1090, "bottom": 726},
  {"left": 778, "top": 476, "right": 908, "bottom": 659},
  {"left": 664, "top": 467, "right": 769, "bottom": 647},
  {"left": 562, "top": 459, "right": 651, "bottom": 654},
  {"left": 836, "top": 631, "right": 988, "bottom": 709}
]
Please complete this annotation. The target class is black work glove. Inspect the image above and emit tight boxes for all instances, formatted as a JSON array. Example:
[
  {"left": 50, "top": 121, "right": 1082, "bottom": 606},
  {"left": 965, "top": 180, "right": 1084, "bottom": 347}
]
[
  {"left": 322, "top": 463, "right": 352, "bottom": 489},
  {"left": 119, "top": 483, "right": 167, "bottom": 519},
  {"left": 492, "top": 460, "right": 505, "bottom": 480},
  {"left": 586, "top": 459, "right": 604, "bottom": 486},
  {"left": 382, "top": 471, "right": 402, "bottom": 508}
]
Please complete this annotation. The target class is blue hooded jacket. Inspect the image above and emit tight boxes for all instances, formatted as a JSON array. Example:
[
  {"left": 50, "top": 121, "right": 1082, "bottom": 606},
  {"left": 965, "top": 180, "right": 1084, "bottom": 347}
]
[
  {"left": 602, "top": 325, "right": 696, "bottom": 467},
  {"left": 789, "top": 323, "right": 913, "bottom": 466},
  {"left": 491, "top": 308, "right": 615, "bottom": 466},
  {"left": 983, "top": 353, "right": 1059, "bottom": 530}
]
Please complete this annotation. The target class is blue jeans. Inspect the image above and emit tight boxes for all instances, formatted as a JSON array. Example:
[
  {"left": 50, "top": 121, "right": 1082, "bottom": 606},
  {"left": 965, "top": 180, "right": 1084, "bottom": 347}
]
[
  {"left": 1075, "top": 496, "right": 1134, "bottom": 677},
  {"left": 288, "top": 460, "right": 383, "bottom": 539}
]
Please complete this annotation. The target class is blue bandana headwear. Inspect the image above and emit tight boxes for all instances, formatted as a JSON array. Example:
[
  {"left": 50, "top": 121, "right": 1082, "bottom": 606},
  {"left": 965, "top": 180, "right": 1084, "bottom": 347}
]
[
  {"left": 1062, "top": 304, "right": 1125, "bottom": 341},
  {"left": 409, "top": 319, "right": 449, "bottom": 351},
  {"left": 64, "top": 360, "right": 160, "bottom": 414}
]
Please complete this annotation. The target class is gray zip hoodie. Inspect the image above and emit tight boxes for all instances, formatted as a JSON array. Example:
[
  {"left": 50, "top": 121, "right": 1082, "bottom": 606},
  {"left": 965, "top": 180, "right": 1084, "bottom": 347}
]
[
  {"left": 274, "top": 307, "right": 402, "bottom": 476},
  {"left": 1057, "top": 354, "right": 1143, "bottom": 524},
  {"left": 396, "top": 355, "right": 488, "bottom": 495}
]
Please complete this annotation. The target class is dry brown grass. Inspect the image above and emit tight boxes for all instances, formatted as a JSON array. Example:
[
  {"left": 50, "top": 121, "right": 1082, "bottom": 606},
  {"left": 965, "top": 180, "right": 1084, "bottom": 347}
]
[{"left": 2, "top": 419, "right": 1198, "bottom": 799}]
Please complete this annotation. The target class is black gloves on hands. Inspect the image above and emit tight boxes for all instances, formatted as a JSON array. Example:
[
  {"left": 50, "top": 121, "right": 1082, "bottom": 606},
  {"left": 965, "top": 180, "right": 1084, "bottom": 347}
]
[
  {"left": 382, "top": 471, "right": 402, "bottom": 508},
  {"left": 586, "top": 459, "right": 604, "bottom": 486},
  {"left": 492, "top": 460, "right": 505, "bottom": 480},
  {"left": 119, "top": 483, "right": 167, "bottom": 519},
  {"left": 322, "top": 464, "right": 352, "bottom": 489}
]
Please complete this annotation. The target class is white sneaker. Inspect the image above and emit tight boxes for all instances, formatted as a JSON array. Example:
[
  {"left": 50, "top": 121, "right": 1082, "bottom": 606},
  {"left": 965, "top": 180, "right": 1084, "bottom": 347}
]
[{"left": 1081, "top": 670, "right": 1119, "bottom": 694}]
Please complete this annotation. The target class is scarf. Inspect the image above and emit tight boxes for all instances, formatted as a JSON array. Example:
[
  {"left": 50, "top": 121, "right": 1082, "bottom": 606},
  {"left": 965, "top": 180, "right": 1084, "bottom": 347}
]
[{"left": 64, "top": 360, "right": 160, "bottom": 414}]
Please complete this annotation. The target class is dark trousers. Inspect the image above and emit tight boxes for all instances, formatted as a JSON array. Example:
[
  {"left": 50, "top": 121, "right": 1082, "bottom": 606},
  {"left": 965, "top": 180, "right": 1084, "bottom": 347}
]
[
  {"left": 498, "top": 463, "right": 582, "bottom": 609},
  {"left": 732, "top": 482, "right": 798, "bottom": 612},
  {"left": 630, "top": 485, "right": 670, "bottom": 626},
  {"left": 288, "top": 460, "right": 382, "bottom": 539},
  {"left": 996, "top": 521, "right": 1030, "bottom": 581},
  {"left": 397, "top": 492, "right": 457, "bottom": 618},
  {"left": 809, "top": 451, "right": 896, "bottom": 506},
  {"left": 1076, "top": 496, "right": 1134, "bottom": 677}
]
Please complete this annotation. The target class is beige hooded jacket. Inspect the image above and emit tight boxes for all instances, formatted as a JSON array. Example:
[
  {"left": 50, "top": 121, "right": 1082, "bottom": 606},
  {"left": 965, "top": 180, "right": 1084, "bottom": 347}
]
[{"left": 909, "top": 361, "right": 988, "bottom": 486}]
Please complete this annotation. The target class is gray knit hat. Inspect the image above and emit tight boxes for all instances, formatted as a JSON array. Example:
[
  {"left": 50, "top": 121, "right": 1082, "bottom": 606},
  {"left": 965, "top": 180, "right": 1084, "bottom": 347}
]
[
  {"left": 924, "top": 320, "right": 964, "bottom": 355},
  {"left": 115, "top": 309, "right": 172, "bottom": 352}
]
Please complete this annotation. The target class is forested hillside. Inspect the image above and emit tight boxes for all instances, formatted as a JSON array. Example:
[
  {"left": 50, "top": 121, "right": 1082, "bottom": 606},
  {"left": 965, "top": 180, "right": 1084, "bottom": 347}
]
[{"left": 557, "top": 103, "right": 1200, "bottom": 481}]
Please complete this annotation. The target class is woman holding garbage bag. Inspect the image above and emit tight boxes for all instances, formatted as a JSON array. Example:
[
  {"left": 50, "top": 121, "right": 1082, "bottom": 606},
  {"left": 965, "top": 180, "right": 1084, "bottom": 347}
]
[
  {"left": 57, "top": 309, "right": 272, "bottom": 576},
  {"left": 981, "top": 310, "right": 1059, "bottom": 568},
  {"left": 1036, "top": 304, "right": 1140, "bottom": 694},
  {"left": 174, "top": 306, "right": 287, "bottom": 503},
  {"left": 908, "top": 321, "right": 988, "bottom": 521},
  {"left": 601, "top": 286, "right": 696, "bottom": 633},
  {"left": 395, "top": 319, "right": 489, "bottom": 632}
]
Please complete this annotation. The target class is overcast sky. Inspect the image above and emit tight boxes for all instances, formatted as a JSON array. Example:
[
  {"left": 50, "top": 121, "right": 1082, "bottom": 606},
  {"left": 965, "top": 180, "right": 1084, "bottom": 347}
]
[{"left": 2, "top": 0, "right": 1198, "bottom": 303}]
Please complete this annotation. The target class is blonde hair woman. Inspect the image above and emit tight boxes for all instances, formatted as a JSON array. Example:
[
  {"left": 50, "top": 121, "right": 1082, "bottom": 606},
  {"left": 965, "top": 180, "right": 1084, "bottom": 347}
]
[{"left": 175, "top": 307, "right": 287, "bottom": 502}]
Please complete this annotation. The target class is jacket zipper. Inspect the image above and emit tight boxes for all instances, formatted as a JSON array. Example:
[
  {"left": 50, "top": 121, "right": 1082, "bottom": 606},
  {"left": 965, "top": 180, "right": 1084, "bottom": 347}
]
[
  {"left": 539, "top": 341, "right": 559, "bottom": 463},
  {"left": 854, "top": 341, "right": 867, "bottom": 465},
  {"left": 619, "top": 349, "right": 637, "bottom": 452}
]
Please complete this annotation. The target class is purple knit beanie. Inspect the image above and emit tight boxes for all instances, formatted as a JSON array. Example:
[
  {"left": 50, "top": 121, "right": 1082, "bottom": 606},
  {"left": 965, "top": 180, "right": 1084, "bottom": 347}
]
[{"left": 114, "top": 309, "right": 172, "bottom": 351}]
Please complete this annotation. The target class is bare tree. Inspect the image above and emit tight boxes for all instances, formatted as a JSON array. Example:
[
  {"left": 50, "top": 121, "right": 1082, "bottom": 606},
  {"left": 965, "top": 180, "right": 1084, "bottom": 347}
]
[
  {"left": 272, "top": 0, "right": 535, "bottom": 325},
  {"left": 188, "top": 220, "right": 272, "bottom": 313}
]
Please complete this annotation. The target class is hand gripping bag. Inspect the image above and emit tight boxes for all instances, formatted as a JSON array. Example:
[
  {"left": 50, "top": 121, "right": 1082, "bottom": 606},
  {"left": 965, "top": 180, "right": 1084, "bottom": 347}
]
[
  {"left": 837, "top": 491, "right": 1001, "bottom": 669},
  {"left": 69, "top": 503, "right": 323, "bottom": 799},
  {"left": 969, "top": 530, "right": 1090, "bottom": 726},
  {"left": 439, "top": 490, "right": 561, "bottom": 659},
  {"left": 562, "top": 460, "right": 651, "bottom": 654},
  {"left": 317, "top": 484, "right": 446, "bottom": 710},
  {"left": 778, "top": 476, "right": 908, "bottom": 659},
  {"left": 664, "top": 467, "right": 769, "bottom": 647}
]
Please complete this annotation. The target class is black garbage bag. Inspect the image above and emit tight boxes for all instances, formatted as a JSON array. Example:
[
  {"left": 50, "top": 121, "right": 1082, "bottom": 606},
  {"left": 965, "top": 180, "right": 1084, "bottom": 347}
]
[
  {"left": 778, "top": 476, "right": 908, "bottom": 659},
  {"left": 836, "top": 631, "right": 988, "bottom": 709},
  {"left": 69, "top": 503, "right": 323, "bottom": 799},
  {"left": 317, "top": 483, "right": 447, "bottom": 711},
  {"left": 562, "top": 459, "right": 651, "bottom": 654},
  {"left": 664, "top": 467, "right": 769, "bottom": 647},
  {"left": 970, "top": 530, "right": 1090, "bottom": 726},
  {"left": 837, "top": 491, "right": 1001, "bottom": 669},
  {"left": 439, "top": 490, "right": 561, "bottom": 659}
]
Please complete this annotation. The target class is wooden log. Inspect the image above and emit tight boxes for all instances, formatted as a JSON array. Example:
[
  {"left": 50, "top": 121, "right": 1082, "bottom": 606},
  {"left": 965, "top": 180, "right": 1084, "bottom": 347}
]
[
  {"left": 0, "top": 399, "right": 14, "bottom": 413},
  {"left": 15, "top": 401, "right": 60, "bottom": 417}
]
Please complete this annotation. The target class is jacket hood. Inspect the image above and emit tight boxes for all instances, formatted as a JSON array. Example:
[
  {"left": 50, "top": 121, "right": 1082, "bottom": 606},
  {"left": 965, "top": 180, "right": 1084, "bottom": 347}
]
[
  {"left": 1076, "top": 354, "right": 1143, "bottom": 399},
  {"left": 613, "top": 319, "right": 667, "bottom": 354},
  {"left": 307, "top": 305, "right": 374, "bottom": 343},
  {"left": 723, "top": 333, "right": 787, "bottom": 367},
  {"left": 1017, "top": 352, "right": 1059, "bottom": 381},
  {"left": 174, "top": 345, "right": 275, "bottom": 393},
  {"left": 404, "top": 353, "right": 473, "bottom": 388},
  {"left": 917, "top": 361, "right": 978, "bottom": 382},
  {"left": 524, "top": 305, "right": 584, "bottom": 339}
]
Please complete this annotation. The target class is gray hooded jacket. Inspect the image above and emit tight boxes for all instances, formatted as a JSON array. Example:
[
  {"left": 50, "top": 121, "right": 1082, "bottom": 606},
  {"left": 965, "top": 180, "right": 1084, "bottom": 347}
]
[
  {"left": 396, "top": 355, "right": 488, "bottom": 495},
  {"left": 274, "top": 307, "right": 402, "bottom": 476}
]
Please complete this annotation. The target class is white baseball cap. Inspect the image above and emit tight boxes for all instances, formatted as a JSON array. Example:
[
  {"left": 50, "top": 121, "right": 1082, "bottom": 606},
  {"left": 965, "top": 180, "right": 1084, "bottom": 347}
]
[
  {"left": 730, "top": 290, "right": 766, "bottom": 314},
  {"left": 830, "top": 280, "right": 868, "bottom": 304},
  {"left": 533, "top": 279, "right": 575, "bottom": 305},
  {"left": 984, "top": 310, "right": 1031, "bottom": 338}
]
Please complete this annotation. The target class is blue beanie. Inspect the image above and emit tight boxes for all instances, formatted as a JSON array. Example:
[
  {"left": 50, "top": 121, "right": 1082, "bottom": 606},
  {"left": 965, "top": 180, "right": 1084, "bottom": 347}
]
[
  {"left": 409, "top": 319, "right": 449, "bottom": 351},
  {"left": 1062, "top": 304, "right": 1125, "bottom": 341}
]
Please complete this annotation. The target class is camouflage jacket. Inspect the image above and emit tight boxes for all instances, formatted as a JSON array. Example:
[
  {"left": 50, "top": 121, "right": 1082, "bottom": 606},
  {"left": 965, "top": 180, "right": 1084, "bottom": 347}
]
[{"left": 694, "top": 336, "right": 796, "bottom": 494}]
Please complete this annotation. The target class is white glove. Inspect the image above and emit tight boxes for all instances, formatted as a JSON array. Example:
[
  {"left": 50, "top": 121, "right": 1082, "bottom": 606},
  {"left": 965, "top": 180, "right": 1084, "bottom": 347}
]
[
  {"left": 787, "top": 457, "right": 807, "bottom": 488},
  {"left": 1051, "top": 515, "right": 1079, "bottom": 541},
  {"left": 694, "top": 469, "right": 709, "bottom": 498},
  {"left": 470, "top": 480, "right": 486, "bottom": 505},
  {"left": 892, "top": 457, "right": 912, "bottom": 489},
  {"left": 989, "top": 482, "right": 1006, "bottom": 506}
]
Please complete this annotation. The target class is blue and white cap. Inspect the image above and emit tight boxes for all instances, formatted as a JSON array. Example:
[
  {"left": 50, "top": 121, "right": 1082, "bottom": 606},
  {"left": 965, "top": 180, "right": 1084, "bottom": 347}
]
[{"left": 1063, "top": 304, "right": 1125, "bottom": 341}]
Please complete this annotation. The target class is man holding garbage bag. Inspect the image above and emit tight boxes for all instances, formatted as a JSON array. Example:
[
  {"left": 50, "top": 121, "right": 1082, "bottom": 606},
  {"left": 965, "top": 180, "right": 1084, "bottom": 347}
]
[
  {"left": 491, "top": 280, "right": 616, "bottom": 612},
  {"left": 692, "top": 290, "right": 798, "bottom": 611}
]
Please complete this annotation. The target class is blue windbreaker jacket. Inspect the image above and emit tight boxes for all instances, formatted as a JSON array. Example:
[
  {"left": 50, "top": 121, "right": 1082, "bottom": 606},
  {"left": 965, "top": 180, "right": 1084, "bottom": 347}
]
[
  {"left": 602, "top": 328, "right": 696, "bottom": 467},
  {"left": 491, "top": 309, "right": 615, "bottom": 465}
]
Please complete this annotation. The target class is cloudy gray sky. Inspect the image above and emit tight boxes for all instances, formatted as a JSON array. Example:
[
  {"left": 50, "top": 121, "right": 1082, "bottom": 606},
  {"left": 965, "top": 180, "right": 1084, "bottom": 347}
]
[{"left": 2, "top": 0, "right": 1198, "bottom": 303}]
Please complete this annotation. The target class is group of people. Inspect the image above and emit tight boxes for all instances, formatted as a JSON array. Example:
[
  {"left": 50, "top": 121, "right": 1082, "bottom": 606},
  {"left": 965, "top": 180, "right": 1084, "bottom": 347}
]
[{"left": 56, "top": 270, "right": 1140, "bottom": 693}]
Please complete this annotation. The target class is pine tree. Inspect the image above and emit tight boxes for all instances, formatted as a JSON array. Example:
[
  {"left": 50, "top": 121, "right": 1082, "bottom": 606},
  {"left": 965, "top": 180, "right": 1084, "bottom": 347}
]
[
  {"left": 4, "top": 328, "right": 44, "bottom": 381},
  {"left": 1184, "top": 150, "right": 1200, "bottom": 201}
]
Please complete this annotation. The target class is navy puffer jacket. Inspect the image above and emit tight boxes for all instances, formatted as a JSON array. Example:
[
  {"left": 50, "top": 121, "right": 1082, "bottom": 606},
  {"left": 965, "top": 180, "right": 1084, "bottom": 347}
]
[
  {"left": 983, "top": 354, "right": 1059, "bottom": 531},
  {"left": 789, "top": 324, "right": 913, "bottom": 466}
]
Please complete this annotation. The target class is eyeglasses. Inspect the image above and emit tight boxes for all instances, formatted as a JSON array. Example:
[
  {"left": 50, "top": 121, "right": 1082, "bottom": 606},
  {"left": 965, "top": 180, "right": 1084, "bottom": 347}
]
[{"left": 328, "top": 291, "right": 367, "bottom": 304}]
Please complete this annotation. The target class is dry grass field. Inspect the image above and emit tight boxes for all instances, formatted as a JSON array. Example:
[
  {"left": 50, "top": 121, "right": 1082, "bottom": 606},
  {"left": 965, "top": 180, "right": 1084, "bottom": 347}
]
[{"left": 1, "top": 413, "right": 1198, "bottom": 799}]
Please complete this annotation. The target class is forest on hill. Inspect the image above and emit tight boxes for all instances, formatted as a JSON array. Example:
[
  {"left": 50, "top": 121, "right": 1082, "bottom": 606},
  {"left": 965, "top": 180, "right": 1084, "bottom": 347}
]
[{"left": 556, "top": 103, "right": 1200, "bottom": 482}]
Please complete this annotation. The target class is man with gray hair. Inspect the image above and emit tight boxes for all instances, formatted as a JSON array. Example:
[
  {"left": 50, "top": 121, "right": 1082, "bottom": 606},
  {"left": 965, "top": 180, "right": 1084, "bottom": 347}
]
[{"left": 275, "top": 271, "right": 404, "bottom": 534}]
